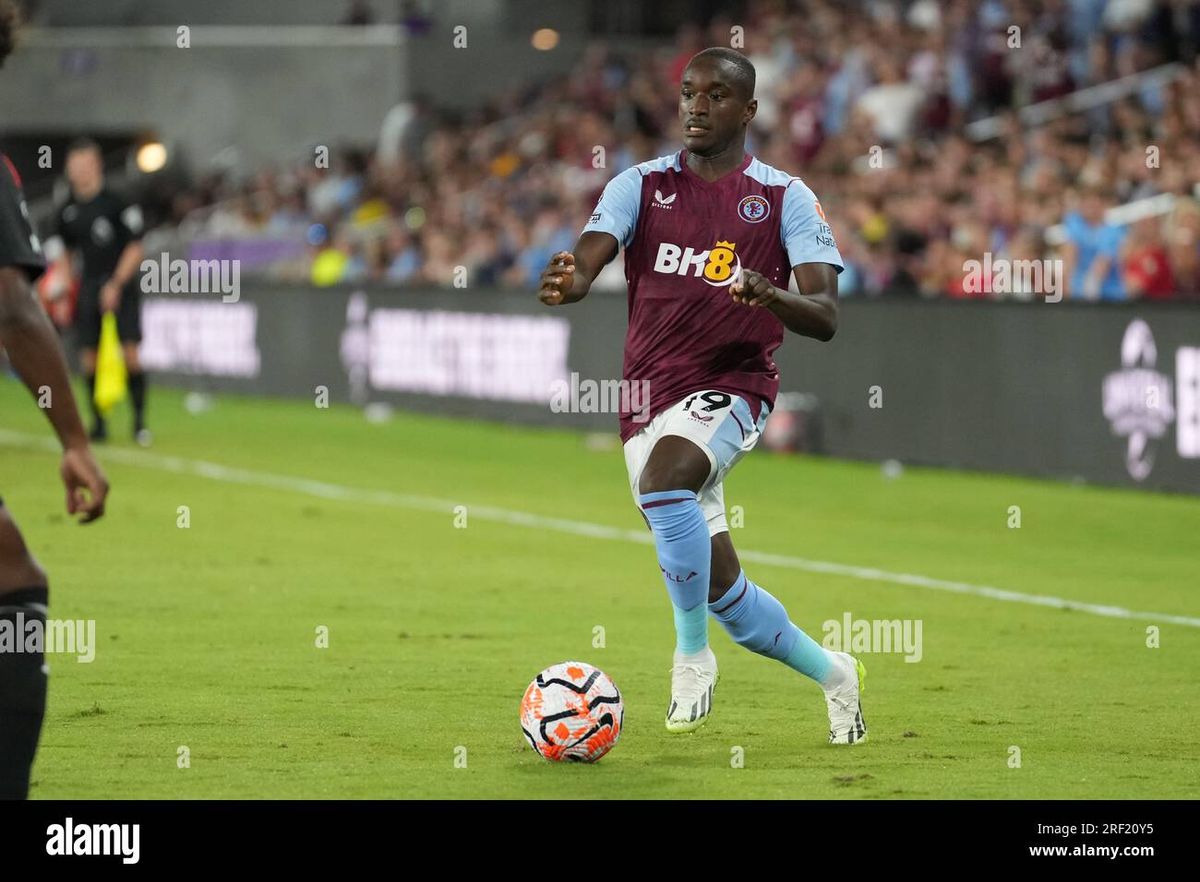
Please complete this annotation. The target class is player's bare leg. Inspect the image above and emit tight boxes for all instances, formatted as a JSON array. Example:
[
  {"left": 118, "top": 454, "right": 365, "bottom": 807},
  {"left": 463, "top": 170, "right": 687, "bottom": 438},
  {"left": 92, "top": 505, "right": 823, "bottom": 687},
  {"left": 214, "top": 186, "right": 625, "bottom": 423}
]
[
  {"left": 0, "top": 505, "right": 50, "bottom": 799},
  {"left": 708, "top": 531, "right": 867, "bottom": 745},
  {"left": 637, "top": 435, "right": 719, "bottom": 732},
  {"left": 709, "top": 532, "right": 742, "bottom": 604}
]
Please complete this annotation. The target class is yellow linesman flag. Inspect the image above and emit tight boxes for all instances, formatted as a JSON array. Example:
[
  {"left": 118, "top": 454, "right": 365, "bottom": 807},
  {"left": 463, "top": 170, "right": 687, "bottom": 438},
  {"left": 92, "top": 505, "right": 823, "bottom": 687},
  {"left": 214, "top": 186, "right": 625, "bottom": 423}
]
[{"left": 93, "top": 312, "right": 127, "bottom": 416}]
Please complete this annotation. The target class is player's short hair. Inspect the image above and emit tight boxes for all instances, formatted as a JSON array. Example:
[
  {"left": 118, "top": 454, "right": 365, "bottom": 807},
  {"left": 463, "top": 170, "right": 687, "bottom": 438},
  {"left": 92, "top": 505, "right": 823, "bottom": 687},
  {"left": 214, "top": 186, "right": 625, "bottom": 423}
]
[
  {"left": 685, "top": 47, "right": 756, "bottom": 101},
  {"left": 0, "top": 0, "right": 20, "bottom": 69},
  {"left": 66, "top": 137, "right": 103, "bottom": 158}
]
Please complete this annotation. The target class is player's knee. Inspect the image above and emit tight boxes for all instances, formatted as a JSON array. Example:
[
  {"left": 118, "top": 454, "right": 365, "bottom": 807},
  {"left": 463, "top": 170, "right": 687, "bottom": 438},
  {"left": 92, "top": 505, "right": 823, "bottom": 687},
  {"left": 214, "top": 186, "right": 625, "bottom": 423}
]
[
  {"left": 0, "top": 555, "right": 47, "bottom": 593},
  {"left": 0, "top": 522, "right": 48, "bottom": 592}
]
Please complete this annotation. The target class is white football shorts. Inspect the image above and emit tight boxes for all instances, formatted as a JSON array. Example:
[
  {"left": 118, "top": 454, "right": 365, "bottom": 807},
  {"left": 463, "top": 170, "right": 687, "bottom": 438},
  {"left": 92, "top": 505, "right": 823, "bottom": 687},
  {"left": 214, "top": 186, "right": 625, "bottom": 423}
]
[{"left": 622, "top": 389, "right": 770, "bottom": 537}]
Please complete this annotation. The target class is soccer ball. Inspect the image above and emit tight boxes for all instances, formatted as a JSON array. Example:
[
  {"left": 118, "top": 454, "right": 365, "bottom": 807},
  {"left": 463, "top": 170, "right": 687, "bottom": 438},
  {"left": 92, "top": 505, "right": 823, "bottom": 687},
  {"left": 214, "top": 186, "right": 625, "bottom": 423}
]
[{"left": 520, "top": 661, "right": 623, "bottom": 762}]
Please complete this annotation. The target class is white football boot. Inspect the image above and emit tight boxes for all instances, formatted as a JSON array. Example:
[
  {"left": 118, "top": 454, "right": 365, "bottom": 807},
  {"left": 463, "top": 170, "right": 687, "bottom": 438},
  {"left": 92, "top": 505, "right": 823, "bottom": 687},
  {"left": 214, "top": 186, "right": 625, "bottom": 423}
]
[
  {"left": 665, "top": 646, "right": 719, "bottom": 733},
  {"left": 824, "top": 651, "right": 868, "bottom": 745}
]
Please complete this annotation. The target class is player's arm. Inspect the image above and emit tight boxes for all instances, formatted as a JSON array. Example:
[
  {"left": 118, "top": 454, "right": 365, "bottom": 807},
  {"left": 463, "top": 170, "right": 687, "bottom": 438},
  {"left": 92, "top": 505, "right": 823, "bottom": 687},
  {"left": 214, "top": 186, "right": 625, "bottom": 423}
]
[
  {"left": 0, "top": 267, "right": 108, "bottom": 521},
  {"left": 0, "top": 267, "right": 88, "bottom": 447},
  {"left": 99, "top": 239, "right": 143, "bottom": 313},
  {"left": 39, "top": 240, "right": 76, "bottom": 311},
  {"left": 537, "top": 232, "right": 619, "bottom": 306},
  {"left": 1117, "top": 233, "right": 1139, "bottom": 299},
  {"left": 732, "top": 180, "right": 843, "bottom": 340},
  {"left": 100, "top": 202, "right": 145, "bottom": 313},
  {"left": 47, "top": 202, "right": 76, "bottom": 297},
  {"left": 52, "top": 248, "right": 72, "bottom": 283},
  {"left": 1082, "top": 252, "right": 1109, "bottom": 300},
  {"left": 730, "top": 263, "right": 839, "bottom": 341},
  {"left": 540, "top": 167, "right": 639, "bottom": 306},
  {"left": 1060, "top": 240, "right": 1078, "bottom": 298}
]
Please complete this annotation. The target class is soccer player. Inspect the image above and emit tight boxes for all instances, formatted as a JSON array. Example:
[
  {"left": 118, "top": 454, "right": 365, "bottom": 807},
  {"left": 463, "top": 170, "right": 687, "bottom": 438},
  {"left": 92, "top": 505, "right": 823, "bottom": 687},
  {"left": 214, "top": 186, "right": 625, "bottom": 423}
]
[
  {"left": 538, "top": 48, "right": 866, "bottom": 744},
  {"left": 51, "top": 139, "right": 150, "bottom": 444},
  {"left": 0, "top": 0, "right": 109, "bottom": 798}
]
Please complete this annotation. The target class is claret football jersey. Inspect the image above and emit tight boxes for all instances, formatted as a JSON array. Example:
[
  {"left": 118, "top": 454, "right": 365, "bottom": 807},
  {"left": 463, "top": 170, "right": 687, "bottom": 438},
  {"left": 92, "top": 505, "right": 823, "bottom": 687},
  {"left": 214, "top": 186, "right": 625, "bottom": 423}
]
[
  {"left": 0, "top": 154, "right": 46, "bottom": 283},
  {"left": 582, "top": 150, "right": 843, "bottom": 441}
]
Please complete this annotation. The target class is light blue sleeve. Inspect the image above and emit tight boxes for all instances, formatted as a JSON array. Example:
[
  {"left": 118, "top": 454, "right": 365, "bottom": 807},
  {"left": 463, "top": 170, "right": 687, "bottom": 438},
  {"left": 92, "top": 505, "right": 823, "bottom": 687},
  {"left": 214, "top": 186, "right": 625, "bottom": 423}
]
[
  {"left": 1062, "top": 212, "right": 1086, "bottom": 244},
  {"left": 781, "top": 179, "right": 844, "bottom": 272},
  {"left": 581, "top": 166, "right": 642, "bottom": 248},
  {"left": 1101, "top": 223, "right": 1127, "bottom": 257}
]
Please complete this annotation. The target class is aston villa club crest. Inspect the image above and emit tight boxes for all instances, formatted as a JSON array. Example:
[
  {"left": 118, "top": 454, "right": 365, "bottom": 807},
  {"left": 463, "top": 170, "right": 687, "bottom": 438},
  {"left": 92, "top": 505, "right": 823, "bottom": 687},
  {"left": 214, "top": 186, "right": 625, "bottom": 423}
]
[{"left": 738, "top": 194, "right": 769, "bottom": 223}]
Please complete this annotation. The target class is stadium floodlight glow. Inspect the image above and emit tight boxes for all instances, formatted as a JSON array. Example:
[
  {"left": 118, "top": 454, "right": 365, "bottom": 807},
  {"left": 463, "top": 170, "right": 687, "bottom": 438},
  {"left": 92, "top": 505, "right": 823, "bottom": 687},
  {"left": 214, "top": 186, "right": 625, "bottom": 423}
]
[
  {"left": 531, "top": 28, "right": 559, "bottom": 51},
  {"left": 135, "top": 141, "right": 168, "bottom": 174}
]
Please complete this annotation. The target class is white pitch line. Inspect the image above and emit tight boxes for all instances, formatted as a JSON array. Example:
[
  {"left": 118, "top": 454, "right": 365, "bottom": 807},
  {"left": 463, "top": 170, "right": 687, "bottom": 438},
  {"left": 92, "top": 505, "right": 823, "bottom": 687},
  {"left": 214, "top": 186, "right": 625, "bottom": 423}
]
[{"left": 2, "top": 428, "right": 1197, "bottom": 629}]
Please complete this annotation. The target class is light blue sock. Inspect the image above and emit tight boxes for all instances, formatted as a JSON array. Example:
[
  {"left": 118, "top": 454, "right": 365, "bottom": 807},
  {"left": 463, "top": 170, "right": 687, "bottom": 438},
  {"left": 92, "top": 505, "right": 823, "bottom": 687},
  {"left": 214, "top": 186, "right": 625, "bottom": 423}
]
[
  {"left": 781, "top": 623, "right": 834, "bottom": 683},
  {"left": 708, "top": 570, "right": 832, "bottom": 683},
  {"left": 672, "top": 603, "right": 708, "bottom": 655},
  {"left": 638, "top": 489, "right": 710, "bottom": 654}
]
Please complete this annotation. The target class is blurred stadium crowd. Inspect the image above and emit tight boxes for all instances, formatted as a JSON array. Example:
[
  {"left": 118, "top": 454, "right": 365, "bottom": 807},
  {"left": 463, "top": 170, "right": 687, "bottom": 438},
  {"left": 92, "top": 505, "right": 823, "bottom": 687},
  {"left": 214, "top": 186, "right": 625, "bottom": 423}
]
[{"left": 154, "top": 0, "right": 1200, "bottom": 300}]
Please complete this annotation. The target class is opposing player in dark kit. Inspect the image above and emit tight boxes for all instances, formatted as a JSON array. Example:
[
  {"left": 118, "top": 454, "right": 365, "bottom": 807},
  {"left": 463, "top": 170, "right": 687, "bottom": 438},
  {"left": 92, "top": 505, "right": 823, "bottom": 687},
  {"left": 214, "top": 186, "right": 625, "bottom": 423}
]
[{"left": 0, "top": 0, "right": 109, "bottom": 798}]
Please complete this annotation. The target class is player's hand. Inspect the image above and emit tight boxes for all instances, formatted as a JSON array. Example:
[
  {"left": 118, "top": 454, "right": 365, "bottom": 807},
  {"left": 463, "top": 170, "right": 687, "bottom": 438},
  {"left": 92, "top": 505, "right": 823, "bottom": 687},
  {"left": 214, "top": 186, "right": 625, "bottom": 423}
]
[
  {"left": 60, "top": 444, "right": 108, "bottom": 524},
  {"left": 730, "top": 269, "right": 779, "bottom": 307},
  {"left": 538, "top": 252, "right": 576, "bottom": 305},
  {"left": 100, "top": 281, "right": 121, "bottom": 314}
]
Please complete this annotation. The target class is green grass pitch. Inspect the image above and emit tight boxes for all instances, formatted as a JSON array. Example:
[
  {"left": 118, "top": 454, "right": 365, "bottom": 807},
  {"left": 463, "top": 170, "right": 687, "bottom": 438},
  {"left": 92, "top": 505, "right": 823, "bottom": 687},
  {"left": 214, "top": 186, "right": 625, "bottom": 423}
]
[{"left": 0, "top": 378, "right": 1197, "bottom": 799}]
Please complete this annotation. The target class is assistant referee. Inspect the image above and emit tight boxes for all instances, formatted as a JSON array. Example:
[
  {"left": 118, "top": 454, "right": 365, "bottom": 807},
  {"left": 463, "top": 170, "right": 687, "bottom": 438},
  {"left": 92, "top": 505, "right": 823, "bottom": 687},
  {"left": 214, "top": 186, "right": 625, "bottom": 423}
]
[{"left": 51, "top": 139, "right": 151, "bottom": 445}]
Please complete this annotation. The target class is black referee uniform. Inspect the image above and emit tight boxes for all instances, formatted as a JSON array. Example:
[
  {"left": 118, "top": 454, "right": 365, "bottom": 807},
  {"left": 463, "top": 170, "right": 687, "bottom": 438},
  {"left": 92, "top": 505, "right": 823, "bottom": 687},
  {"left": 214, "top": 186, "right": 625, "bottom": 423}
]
[{"left": 53, "top": 188, "right": 148, "bottom": 440}]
